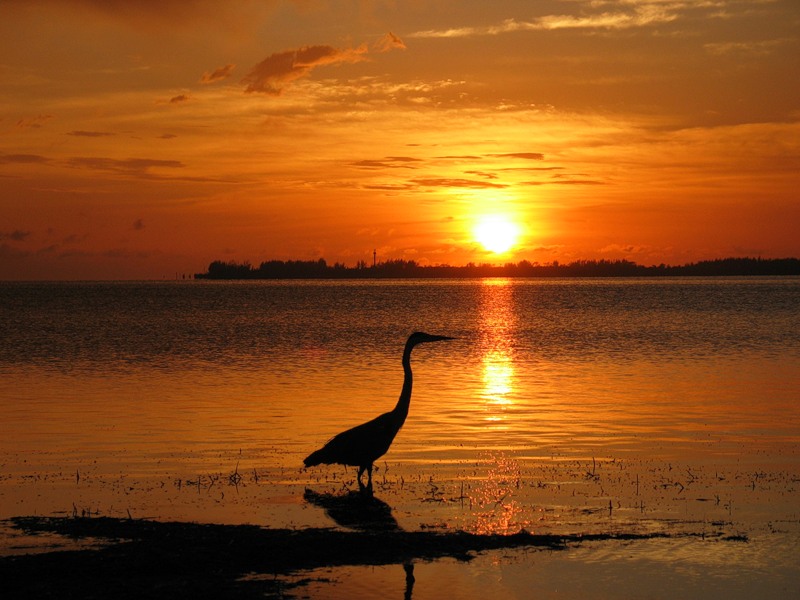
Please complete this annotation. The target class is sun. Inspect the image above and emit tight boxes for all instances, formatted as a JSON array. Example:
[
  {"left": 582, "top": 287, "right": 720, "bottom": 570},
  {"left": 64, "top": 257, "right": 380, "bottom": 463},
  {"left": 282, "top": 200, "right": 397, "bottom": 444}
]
[{"left": 474, "top": 215, "right": 520, "bottom": 254}]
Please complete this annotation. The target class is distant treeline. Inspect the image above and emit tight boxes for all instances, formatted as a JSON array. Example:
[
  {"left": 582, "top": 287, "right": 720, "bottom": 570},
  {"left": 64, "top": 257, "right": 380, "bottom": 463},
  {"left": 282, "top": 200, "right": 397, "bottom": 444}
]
[{"left": 195, "top": 257, "right": 800, "bottom": 279}]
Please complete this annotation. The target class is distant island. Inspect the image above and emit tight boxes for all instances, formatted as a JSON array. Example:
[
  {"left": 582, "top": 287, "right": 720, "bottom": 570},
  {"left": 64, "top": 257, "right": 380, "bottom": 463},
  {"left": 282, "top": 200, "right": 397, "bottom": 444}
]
[{"left": 195, "top": 257, "right": 800, "bottom": 279}]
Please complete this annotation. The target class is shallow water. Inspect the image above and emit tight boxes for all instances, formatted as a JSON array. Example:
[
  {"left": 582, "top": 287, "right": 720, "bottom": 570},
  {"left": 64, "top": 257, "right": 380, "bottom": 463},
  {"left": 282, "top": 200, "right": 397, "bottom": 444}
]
[
  {"left": 294, "top": 534, "right": 799, "bottom": 600},
  {"left": 1, "top": 278, "right": 799, "bottom": 596}
]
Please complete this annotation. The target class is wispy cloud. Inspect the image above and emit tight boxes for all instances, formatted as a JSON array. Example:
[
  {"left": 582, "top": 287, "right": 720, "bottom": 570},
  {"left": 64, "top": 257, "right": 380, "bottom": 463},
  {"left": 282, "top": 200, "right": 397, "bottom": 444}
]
[
  {"left": 242, "top": 45, "right": 369, "bottom": 95},
  {"left": 599, "top": 243, "right": 651, "bottom": 256},
  {"left": 437, "top": 155, "right": 483, "bottom": 160},
  {"left": 242, "top": 33, "right": 406, "bottom": 95},
  {"left": 373, "top": 32, "right": 407, "bottom": 52},
  {"left": 14, "top": 114, "right": 53, "bottom": 130},
  {"left": 0, "top": 153, "right": 50, "bottom": 164},
  {"left": 0, "top": 229, "right": 31, "bottom": 242},
  {"left": 704, "top": 38, "right": 792, "bottom": 57},
  {"left": 67, "top": 157, "right": 184, "bottom": 176},
  {"left": 488, "top": 152, "right": 545, "bottom": 160},
  {"left": 523, "top": 177, "right": 606, "bottom": 186},
  {"left": 351, "top": 156, "right": 422, "bottom": 169},
  {"left": 362, "top": 183, "right": 415, "bottom": 191},
  {"left": 169, "top": 94, "right": 190, "bottom": 104},
  {"left": 464, "top": 170, "right": 499, "bottom": 180},
  {"left": 411, "top": 177, "right": 507, "bottom": 189},
  {"left": 67, "top": 130, "right": 115, "bottom": 137},
  {"left": 200, "top": 63, "right": 235, "bottom": 84},
  {"left": 64, "top": 156, "right": 232, "bottom": 183},
  {"left": 409, "top": 5, "right": 680, "bottom": 38}
]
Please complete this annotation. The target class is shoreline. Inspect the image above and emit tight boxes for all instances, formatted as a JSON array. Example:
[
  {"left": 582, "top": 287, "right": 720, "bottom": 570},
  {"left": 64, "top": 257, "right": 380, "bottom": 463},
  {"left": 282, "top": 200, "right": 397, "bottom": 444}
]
[
  {"left": 1, "top": 453, "right": 797, "bottom": 598},
  {"left": 1, "top": 513, "right": 744, "bottom": 599}
]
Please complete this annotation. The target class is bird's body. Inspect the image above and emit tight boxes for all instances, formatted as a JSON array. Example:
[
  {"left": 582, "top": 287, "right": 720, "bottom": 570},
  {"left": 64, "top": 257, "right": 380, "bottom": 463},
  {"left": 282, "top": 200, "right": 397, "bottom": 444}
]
[{"left": 303, "top": 332, "right": 454, "bottom": 488}]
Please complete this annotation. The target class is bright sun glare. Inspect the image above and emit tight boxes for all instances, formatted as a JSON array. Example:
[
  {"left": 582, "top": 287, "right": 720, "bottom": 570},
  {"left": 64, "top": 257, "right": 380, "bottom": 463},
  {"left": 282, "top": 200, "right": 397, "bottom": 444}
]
[{"left": 474, "top": 215, "right": 520, "bottom": 254}]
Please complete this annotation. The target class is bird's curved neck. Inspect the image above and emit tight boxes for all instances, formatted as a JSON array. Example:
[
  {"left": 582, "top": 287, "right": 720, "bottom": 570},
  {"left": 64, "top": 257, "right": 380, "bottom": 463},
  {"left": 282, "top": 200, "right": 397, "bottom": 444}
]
[{"left": 393, "top": 342, "right": 415, "bottom": 420}]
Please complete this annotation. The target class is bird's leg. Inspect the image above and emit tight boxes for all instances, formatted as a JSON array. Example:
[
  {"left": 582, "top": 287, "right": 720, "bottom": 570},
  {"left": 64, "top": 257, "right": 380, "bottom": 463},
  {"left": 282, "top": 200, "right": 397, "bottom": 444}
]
[
  {"left": 357, "top": 466, "right": 366, "bottom": 488},
  {"left": 355, "top": 465, "right": 374, "bottom": 496},
  {"left": 366, "top": 464, "right": 374, "bottom": 490}
]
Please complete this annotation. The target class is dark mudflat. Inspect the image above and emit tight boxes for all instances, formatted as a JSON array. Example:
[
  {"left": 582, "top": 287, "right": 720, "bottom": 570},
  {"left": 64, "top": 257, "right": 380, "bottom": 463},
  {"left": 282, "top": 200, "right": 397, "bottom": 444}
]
[{"left": 1, "top": 515, "right": 737, "bottom": 599}]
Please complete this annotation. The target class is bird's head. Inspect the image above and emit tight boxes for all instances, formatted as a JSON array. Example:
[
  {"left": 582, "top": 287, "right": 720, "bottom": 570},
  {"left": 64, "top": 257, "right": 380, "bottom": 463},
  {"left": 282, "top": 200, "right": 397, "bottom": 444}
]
[{"left": 407, "top": 331, "right": 456, "bottom": 347}]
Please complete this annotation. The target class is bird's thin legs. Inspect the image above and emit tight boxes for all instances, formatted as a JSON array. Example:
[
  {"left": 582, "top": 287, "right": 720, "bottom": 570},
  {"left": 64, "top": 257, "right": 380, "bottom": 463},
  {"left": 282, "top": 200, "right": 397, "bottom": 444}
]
[{"left": 356, "top": 464, "right": 374, "bottom": 494}]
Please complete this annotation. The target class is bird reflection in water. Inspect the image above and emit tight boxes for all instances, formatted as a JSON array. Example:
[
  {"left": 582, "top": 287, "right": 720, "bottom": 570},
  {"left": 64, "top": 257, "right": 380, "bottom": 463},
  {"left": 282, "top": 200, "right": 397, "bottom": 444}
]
[
  {"left": 303, "top": 487, "right": 399, "bottom": 532},
  {"left": 303, "top": 488, "right": 415, "bottom": 598}
]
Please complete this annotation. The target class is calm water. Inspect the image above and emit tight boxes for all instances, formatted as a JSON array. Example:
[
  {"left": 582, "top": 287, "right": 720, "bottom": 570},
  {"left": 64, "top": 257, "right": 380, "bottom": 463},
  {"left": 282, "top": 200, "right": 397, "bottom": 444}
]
[
  {"left": 1, "top": 278, "right": 799, "bottom": 597},
  {"left": 2, "top": 278, "right": 798, "bottom": 467}
]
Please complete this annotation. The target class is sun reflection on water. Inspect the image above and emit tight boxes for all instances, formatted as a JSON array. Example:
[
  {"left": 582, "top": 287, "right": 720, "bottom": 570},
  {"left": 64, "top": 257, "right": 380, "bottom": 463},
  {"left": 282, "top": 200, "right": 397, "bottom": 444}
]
[
  {"left": 482, "top": 351, "right": 513, "bottom": 404},
  {"left": 467, "top": 452, "right": 530, "bottom": 535},
  {"left": 478, "top": 279, "right": 518, "bottom": 421}
]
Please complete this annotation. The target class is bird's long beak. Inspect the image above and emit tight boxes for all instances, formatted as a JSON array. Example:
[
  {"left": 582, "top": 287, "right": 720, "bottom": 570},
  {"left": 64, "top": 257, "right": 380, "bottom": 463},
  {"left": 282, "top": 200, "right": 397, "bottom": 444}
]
[{"left": 430, "top": 335, "right": 456, "bottom": 342}]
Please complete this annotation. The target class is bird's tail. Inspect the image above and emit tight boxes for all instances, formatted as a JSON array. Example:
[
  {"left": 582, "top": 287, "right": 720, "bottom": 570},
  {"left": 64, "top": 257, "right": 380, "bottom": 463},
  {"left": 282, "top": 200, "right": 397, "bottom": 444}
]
[{"left": 303, "top": 449, "right": 327, "bottom": 467}]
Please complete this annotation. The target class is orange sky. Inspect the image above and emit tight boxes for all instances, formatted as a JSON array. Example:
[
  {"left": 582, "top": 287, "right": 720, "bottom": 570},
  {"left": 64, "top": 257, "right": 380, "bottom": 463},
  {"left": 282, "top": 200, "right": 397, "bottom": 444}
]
[{"left": 1, "top": 0, "right": 799, "bottom": 279}]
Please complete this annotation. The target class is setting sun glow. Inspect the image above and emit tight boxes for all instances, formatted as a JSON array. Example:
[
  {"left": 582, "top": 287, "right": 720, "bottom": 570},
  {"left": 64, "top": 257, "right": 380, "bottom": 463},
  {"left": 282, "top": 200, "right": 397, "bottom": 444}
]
[
  {"left": 0, "top": 2, "right": 797, "bottom": 280},
  {"left": 474, "top": 216, "right": 521, "bottom": 254}
]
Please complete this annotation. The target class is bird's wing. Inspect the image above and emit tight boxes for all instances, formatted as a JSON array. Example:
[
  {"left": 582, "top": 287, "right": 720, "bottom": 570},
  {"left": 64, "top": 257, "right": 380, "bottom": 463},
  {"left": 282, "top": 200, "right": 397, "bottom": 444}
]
[{"left": 305, "top": 411, "right": 397, "bottom": 467}]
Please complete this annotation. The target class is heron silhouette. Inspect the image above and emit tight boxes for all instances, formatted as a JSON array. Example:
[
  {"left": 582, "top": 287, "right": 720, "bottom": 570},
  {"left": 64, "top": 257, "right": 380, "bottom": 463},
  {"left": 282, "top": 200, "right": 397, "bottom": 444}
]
[{"left": 303, "top": 332, "right": 455, "bottom": 489}]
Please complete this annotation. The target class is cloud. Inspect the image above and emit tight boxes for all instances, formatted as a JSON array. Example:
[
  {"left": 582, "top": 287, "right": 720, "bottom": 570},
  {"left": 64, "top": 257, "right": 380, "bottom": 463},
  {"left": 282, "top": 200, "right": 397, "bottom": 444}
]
[
  {"left": 411, "top": 177, "right": 507, "bottom": 189},
  {"left": 522, "top": 177, "right": 605, "bottom": 186},
  {"left": 438, "top": 155, "right": 483, "bottom": 160},
  {"left": 351, "top": 156, "right": 422, "bottom": 169},
  {"left": 499, "top": 166, "right": 563, "bottom": 172},
  {"left": 537, "top": 4, "right": 677, "bottom": 30},
  {"left": 200, "top": 63, "right": 235, "bottom": 84},
  {"left": 67, "top": 130, "right": 115, "bottom": 137},
  {"left": 553, "top": 179, "right": 605, "bottom": 185},
  {"left": 0, "top": 153, "right": 50, "bottom": 164},
  {"left": 409, "top": 6, "right": 680, "bottom": 38},
  {"left": 242, "top": 45, "right": 369, "bottom": 95},
  {"left": 242, "top": 33, "right": 405, "bottom": 95},
  {"left": 15, "top": 114, "right": 53, "bottom": 130},
  {"left": 373, "top": 32, "right": 407, "bottom": 52},
  {"left": 67, "top": 156, "right": 184, "bottom": 175},
  {"left": 169, "top": 94, "right": 190, "bottom": 104},
  {"left": 384, "top": 155, "right": 419, "bottom": 163},
  {"left": 0, "top": 229, "right": 31, "bottom": 241},
  {"left": 488, "top": 152, "right": 545, "bottom": 160},
  {"left": 133, "top": 219, "right": 145, "bottom": 231},
  {"left": 464, "top": 170, "right": 498, "bottom": 179},
  {"left": 599, "top": 243, "right": 651, "bottom": 255},
  {"left": 64, "top": 156, "right": 231, "bottom": 182},
  {"left": 61, "top": 233, "right": 85, "bottom": 244},
  {"left": 362, "top": 183, "right": 415, "bottom": 191},
  {"left": 704, "top": 39, "right": 791, "bottom": 57}
]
